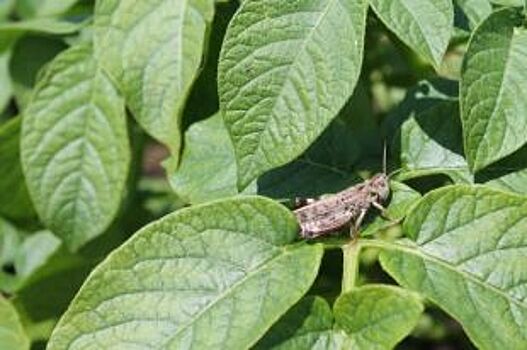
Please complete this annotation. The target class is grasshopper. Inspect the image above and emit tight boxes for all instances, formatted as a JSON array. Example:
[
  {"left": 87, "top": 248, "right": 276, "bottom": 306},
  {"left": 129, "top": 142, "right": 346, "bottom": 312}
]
[
  {"left": 294, "top": 146, "right": 391, "bottom": 239},
  {"left": 294, "top": 173, "right": 390, "bottom": 238}
]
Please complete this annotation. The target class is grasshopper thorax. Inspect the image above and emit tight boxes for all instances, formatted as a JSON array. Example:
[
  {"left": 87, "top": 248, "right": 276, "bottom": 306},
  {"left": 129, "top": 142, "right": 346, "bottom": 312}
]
[{"left": 368, "top": 173, "right": 390, "bottom": 202}]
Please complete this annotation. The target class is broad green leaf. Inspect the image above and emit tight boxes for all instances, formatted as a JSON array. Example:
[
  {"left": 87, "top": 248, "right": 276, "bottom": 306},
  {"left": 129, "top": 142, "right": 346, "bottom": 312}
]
[
  {"left": 0, "top": 117, "right": 36, "bottom": 221},
  {"left": 0, "top": 18, "right": 82, "bottom": 35},
  {"left": 384, "top": 78, "right": 458, "bottom": 146},
  {"left": 394, "top": 95, "right": 527, "bottom": 194},
  {"left": 21, "top": 44, "right": 130, "bottom": 251},
  {"left": 379, "top": 185, "right": 527, "bottom": 349},
  {"left": 361, "top": 181, "right": 422, "bottom": 237},
  {"left": 15, "top": 0, "right": 79, "bottom": 18},
  {"left": 489, "top": 0, "right": 524, "bottom": 5},
  {"left": 0, "top": 296, "right": 29, "bottom": 350},
  {"left": 258, "top": 84, "right": 378, "bottom": 200},
  {"left": 170, "top": 113, "right": 256, "bottom": 204},
  {"left": 477, "top": 145, "right": 527, "bottom": 194},
  {"left": 397, "top": 101, "right": 473, "bottom": 183},
  {"left": 0, "top": 224, "right": 62, "bottom": 293},
  {"left": 369, "top": 0, "right": 453, "bottom": 68},
  {"left": 13, "top": 258, "right": 94, "bottom": 343},
  {"left": 460, "top": 8, "right": 527, "bottom": 171},
  {"left": 385, "top": 79, "right": 472, "bottom": 183},
  {"left": 10, "top": 36, "right": 66, "bottom": 110},
  {"left": 48, "top": 197, "right": 323, "bottom": 350},
  {"left": 219, "top": 0, "right": 368, "bottom": 189},
  {"left": 94, "top": 0, "right": 215, "bottom": 169},
  {"left": 454, "top": 0, "right": 492, "bottom": 30},
  {"left": 334, "top": 285, "right": 424, "bottom": 350},
  {"left": 254, "top": 296, "right": 346, "bottom": 350},
  {"left": 182, "top": 0, "right": 237, "bottom": 125}
]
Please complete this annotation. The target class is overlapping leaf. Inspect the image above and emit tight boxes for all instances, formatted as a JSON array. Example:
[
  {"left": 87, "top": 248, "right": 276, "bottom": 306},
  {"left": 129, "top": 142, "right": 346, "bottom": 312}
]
[
  {"left": 254, "top": 296, "right": 346, "bottom": 350},
  {"left": 361, "top": 181, "right": 422, "bottom": 237},
  {"left": 256, "top": 285, "right": 423, "bottom": 350},
  {"left": 379, "top": 186, "right": 527, "bottom": 349},
  {"left": 21, "top": 44, "right": 129, "bottom": 251},
  {"left": 15, "top": 0, "right": 80, "bottom": 18},
  {"left": 258, "top": 84, "right": 379, "bottom": 200},
  {"left": 48, "top": 197, "right": 323, "bottom": 349},
  {"left": 454, "top": 0, "right": 492, "bottom": 30},
  {"left": 477, "top": 145, "right": 527, "bottom": 194},
  {"left": 219, "top": 0, "right": 368, "bottom": 189},
  {"left": 94, "top": 0, "right": 215, "bottom": 168},
  {"left": 169, "top": 113, "right": 256, "bottom": 204},
  {"left": 0, "top": 117, "right": 36, "bottom": 221},
  {"left": 0, "top": 217, "right": 63, "bottom": 293},
  {"left": 334, "top": 285, "right": 423, "bottom": 350},
  {"left": 398, "top": 101, "right": 473, "bottom": 183},
  {"left": 10, "top": 36, "right": 66, "bottom": 110},
  {"left": 369, "top": 0, "right": 453, "bottom": 68},
  {"left": 0, "top": 18, "right": 82, "bottom": 35},
  {"left": 0, "top": 296, "right": 29, "bottom": 350},
  {"left": 461, "top": 8, "right": 527, "bottom": 171}
]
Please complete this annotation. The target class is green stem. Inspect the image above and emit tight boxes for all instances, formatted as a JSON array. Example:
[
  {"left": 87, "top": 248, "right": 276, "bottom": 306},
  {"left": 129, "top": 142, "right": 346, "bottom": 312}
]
[{"left": 341, "top": 242, "right": 362, "bottom": 294}]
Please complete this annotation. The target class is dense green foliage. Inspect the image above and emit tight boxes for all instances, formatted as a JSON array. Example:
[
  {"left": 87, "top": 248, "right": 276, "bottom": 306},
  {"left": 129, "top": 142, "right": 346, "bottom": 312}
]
[{"left": 1, "top": 0, "right": 527, "bottom": 349}]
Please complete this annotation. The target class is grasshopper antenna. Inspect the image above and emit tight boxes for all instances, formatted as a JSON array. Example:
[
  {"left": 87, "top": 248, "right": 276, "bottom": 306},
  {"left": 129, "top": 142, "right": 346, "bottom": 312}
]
[{"left": 382, "top": 139, "right": 387, "bottom": 175}]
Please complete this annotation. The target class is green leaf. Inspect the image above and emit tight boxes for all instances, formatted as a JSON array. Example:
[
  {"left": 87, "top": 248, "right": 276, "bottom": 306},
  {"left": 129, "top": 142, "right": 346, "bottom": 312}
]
[
  {"left": 13, "top": 257, "right": 94, "bottom": 343},
  {"left": 9, "top": 36, "right": 67, "bottom": 110},
  {"left": 454, "top": 0, "right": 492, "bottom": 31},
  {"left": 384, "top": 78, "right": 458, "bottom": 147},
  {"left": 258, "top": 83, "right": 378, "bottom": 200},
  {"left": 0, "top": 18, "right": 83, "bottom": 35},
  {"left": 47, "top": 197, "right": 323, "bottom": 349},
  {"left": 21, "top": 44, "right": 130, "bottom": 251},
  {"left": 390, "top": 82, "right": 527, "bottom": 194},
  {"left": 94, "top": 0, "right": 215, "bottom": 169},
  {"left": 0, "top": 117, "right": 36, "bottom": 222},
  {"left": 477, "top": 145, "right": 527, "bottom": 194},
  {"left": 361, "top": 181, "right": 422, "bottom": 237},
  {"left": 15, "top": 0, "right": 80, "bottom": 18},
  {"left": 0, "top": 222, "right": 62, "bottom": 293},
  {"left": 369, "top": 0, "right": 453, "bottom": 68},
  {"left": 379, "top": 185, "right": 527, "bottom": 349},
  {"left": 0, "top": 296, "right": 29, "bottom": 350},
  {"left": 489, "top": 0, "right": 524, "bottom": 5},
  {"left": 397, "top": 101, "right": 473, "bottom": 183},
  {"left": 460, "top": 8, "right": 527, "bottom": 172},
  {"left": 385, "top": 79, "right": 471, "bottom": 183},
  {"left": 219, "top": 0, "right": 368, "bottom": 189},
  {"left": 254, "top": 296, "right": 346, "bottom": 350},
  {"left": 334, "top": 285, "right": 424, "bottom": 350},
  {"left": 170, "top": 113, "right": 256, "bottom": 204}
]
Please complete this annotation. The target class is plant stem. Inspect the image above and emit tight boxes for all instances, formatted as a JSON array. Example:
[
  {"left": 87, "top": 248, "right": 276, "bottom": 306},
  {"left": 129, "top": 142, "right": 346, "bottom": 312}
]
[{"left": 341, "top": 241, "right": 361, "bottom": 294}]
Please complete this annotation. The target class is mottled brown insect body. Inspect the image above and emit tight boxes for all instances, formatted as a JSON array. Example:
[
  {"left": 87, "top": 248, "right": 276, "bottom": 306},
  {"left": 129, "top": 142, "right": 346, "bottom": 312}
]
[{"left": 294, "top": 173, "right": 390, "bottom": 238}]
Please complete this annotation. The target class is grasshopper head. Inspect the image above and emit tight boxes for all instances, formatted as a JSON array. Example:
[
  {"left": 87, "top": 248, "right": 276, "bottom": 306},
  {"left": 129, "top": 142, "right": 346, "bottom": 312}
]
[{"left": 369, "top": 173, "right": 390, "bottom": 202}]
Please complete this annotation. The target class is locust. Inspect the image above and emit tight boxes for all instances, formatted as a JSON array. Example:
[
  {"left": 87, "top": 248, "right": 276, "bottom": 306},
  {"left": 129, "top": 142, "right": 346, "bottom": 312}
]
[{"left": 294, "top": 173, "right": 390, "bottom": 239}]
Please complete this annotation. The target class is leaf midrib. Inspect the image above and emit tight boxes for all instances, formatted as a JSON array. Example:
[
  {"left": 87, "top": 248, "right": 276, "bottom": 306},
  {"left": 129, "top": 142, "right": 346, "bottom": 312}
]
[
  {"left": 471, "top": 24, "right": 515, "bottom": 168},
  {"left": 246, "top": 0, "right": 348, "bottom": 175}
]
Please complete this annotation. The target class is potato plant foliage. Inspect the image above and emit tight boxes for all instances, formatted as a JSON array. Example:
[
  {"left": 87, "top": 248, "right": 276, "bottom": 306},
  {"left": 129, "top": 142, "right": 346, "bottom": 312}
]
[{"left": 1, "top": 0, "right": 527, "bottom": 349}]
